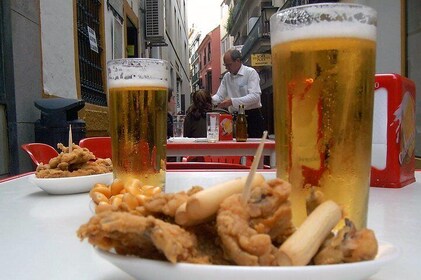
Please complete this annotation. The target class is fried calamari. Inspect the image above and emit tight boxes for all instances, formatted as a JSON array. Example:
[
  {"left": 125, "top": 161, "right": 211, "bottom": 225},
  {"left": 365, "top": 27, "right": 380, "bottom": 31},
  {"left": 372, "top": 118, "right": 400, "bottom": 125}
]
[
  {"left": 216, "top": 178, "right": 295, "bottom": 266},
  {"left": 77, "top": 211, "right": 208, "bottom": 263},
  {"left": 313, "top": 219, "right": 378, "bottom": 265},
  {"left": 36, "top": 143, "right": 112, "bottom": 178},
  {"left": 78, "top": 177, "right": 378, "bottom": 267}
]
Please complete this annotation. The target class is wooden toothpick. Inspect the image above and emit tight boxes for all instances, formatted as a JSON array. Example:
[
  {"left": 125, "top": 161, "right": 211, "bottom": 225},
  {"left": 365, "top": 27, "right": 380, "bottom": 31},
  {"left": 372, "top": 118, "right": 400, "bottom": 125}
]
[
  {"left": 68, "top": 124, "right": 73, "bottom": 153},
  {"left": 242, "top": 130, "right": 268, "bottom": 204}
]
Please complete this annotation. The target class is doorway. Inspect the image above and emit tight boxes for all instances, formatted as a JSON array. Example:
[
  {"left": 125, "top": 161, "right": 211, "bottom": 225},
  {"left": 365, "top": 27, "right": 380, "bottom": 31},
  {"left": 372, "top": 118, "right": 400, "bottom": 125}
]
[
  {"left": 0, "top": 0, "right": 17, "bottom": 177},
  {"left": 0, "top": 2, "right": 7, "bottom": 177},
  {"left": 126, "top": 17, "right": 138, "bottom": 58}
]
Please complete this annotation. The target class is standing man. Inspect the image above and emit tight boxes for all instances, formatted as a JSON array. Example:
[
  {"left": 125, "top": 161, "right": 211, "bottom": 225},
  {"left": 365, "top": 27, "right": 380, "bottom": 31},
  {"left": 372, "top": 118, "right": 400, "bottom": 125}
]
[{"left": 212, "top": 49, "right": 265, "bottom": 138}]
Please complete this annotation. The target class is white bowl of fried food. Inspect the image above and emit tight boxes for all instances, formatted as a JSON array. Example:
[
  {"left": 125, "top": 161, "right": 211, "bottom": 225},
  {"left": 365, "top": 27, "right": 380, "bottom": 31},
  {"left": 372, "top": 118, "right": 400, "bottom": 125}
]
[
  {"left": 77, "top": 175, "right": 399, "bottom": 279},
  {"left": 30, "top": 143, "right": 113, "bottom": 195},
  {"left": 30, "top": 172, "right": 114, "bottom": 195}
]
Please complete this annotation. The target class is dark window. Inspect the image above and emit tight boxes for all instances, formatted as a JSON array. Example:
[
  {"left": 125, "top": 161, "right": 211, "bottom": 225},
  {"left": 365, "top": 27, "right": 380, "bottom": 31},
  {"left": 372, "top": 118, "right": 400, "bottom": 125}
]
[
  {"left": 206, "top": 72, "right": 212, "bottom": 93},
  {"left": 207, "top": 42, "right": 211, "bottom": 63},
  {"left": 126, "top": 17, "right": 138, "bottom": 58}
]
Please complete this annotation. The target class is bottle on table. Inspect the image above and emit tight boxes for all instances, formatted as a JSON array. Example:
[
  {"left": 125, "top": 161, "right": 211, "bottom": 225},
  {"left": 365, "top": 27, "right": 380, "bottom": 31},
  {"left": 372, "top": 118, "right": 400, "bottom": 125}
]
[{"left": 235, "top": 104, "right": 247, "bottom": 142}]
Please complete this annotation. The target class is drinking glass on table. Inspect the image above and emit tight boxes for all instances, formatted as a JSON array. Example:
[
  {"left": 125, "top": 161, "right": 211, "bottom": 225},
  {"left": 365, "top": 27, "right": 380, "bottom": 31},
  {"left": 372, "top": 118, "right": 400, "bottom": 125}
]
[
  {"left": 107, "top": 58, "right": 169, "bottom": 191},
  {"left": 206, "top": 112, "right": 220, "bottom": 143},
  {"left": 173, "top": 115, "right": 185, "bottom": 138},
  {"left": 270, "top": 3, "right": 377, "bottom": 229}
]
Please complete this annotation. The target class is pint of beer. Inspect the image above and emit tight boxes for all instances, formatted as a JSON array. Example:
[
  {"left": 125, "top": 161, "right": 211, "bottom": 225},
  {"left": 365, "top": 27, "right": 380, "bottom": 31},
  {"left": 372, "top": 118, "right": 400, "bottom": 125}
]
[
  {"left": 270, "top": 4, "right": 377, "bottom": 229},
  {"left": 107, "top": 59, "right": 169, "bottom": 190}
]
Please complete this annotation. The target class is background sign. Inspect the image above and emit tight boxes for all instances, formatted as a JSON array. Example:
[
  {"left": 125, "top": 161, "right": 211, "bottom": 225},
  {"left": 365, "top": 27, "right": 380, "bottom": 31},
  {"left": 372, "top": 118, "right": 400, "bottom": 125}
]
[
  {"left": 251, "top": 54, "right": 272, "bottom": 66},
  {"left": 87, "top": 26, "right": 99, "bottom": 53}
]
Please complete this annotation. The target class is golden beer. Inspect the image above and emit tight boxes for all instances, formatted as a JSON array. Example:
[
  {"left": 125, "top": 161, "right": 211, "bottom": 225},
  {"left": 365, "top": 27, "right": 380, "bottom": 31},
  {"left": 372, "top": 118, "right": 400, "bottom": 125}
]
[
  {"left": 107, "top": 59, "right": 169, "bottom": 190},
  {"left": 270, "top": 4, "right": 377, "bottom": 229}
]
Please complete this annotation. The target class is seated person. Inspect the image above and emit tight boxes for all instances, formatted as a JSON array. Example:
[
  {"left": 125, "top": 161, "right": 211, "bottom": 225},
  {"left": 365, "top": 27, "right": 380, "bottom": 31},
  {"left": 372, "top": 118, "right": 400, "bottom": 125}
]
[{"left": 183, "top": 89, "right": 213, "bottom": 138}]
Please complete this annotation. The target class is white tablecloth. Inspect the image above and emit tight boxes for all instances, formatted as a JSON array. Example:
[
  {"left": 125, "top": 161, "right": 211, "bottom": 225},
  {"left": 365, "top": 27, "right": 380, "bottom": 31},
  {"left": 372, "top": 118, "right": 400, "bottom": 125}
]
[{"left": 0, "top": 171, "right": 419, "bottom": 279}]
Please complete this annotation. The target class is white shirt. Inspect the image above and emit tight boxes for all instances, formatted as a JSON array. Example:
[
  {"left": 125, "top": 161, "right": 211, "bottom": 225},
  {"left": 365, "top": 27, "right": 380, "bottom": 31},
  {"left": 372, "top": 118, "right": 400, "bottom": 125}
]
[{"left": 212, "top": 64, "right": 262, "bottom": 111}]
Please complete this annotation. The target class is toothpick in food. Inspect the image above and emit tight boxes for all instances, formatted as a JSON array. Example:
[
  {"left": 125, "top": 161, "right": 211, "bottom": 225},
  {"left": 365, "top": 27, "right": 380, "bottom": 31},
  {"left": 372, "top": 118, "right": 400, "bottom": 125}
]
[
  {"left": 68, "top": 124, "right": 73, "bottom": 153},
  {"left": 241, "top": 130, "right": 268, "bottom": 205}
]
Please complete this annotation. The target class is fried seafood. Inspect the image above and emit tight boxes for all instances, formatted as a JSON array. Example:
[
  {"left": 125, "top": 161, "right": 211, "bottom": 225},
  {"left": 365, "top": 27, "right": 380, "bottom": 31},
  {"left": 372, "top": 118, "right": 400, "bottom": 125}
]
[
  {"left": 91, "top": 178, "right": 203, "bottom": 217},
  {"left": 313, "top": 219, "right": 378, "bottom": 265},
  {"left": 187, "top": 222, "right": 229, "bottom": 265},
  {"left": 176, "top": 174, "right": 265, "bottom": 226},
  {"left": 78, "top": 176, "right": 379, "bottom": 267},
  {"left": 77, "top": 211, "right": 209, "bottom": 264},
  {"left": 142, "top": 186, "right": 203, "bottom": 217},
  {"left": 36, "top": 143, "right": 112, "bottom": 178},
  {"left": 216, "top": 178, "right": 295, "bottom": 266}
]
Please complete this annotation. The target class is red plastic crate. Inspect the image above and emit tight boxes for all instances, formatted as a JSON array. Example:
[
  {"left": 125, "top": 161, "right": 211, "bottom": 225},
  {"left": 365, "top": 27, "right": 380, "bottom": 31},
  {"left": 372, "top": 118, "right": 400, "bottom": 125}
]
[
  {"left": 371, "top": 74, "right": 416, "bottom": 188},
  {"left": 219, "top": 114, "right": 233, "bottom": 141}
]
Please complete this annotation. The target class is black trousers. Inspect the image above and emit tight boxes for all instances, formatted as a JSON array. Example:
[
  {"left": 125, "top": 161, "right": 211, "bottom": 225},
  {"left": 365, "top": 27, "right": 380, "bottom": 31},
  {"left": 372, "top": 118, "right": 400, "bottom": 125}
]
[{"left": 245, "top": 108, "right": 265, "bottom": 138}]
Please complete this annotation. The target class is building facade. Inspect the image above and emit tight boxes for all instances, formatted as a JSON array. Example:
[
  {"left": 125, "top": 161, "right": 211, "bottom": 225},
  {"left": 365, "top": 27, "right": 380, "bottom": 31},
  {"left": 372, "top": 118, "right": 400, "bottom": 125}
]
[
  {"left": 222, "top": 0, "right": 421, "bottom": 152},
  {"left": 188, "top": 26, "right": 201, "bottom": 93},
  {"left": 197, "top": 26, "right": 221, "bottom": 96},
  {"left": 220, "top": 0, "right": 234, "bottom": 75},
  {"left": 224, "top": 0, "right": 280, "bottom": 135},
  {"left": 1, "top": 0, "right": 421, "bottom": 177},
  {"left": 0, "top": 0, "right": 190, "bottom": 176}
]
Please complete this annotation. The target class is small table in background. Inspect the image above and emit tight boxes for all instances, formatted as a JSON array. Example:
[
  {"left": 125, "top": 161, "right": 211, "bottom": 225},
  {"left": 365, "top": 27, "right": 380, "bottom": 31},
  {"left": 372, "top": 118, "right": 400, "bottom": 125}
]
[{"left": 167, "top": 138, "right": 276, "bottom": 168}]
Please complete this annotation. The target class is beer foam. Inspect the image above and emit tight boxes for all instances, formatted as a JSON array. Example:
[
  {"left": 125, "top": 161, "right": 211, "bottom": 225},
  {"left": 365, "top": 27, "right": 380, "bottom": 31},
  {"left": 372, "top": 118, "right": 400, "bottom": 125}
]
[
  {"left": 108, "top": 77, "right": 168, "bottom": 89},
  {"left": 270, "top": 4, "right": 376, "bottom": 46},
  {"left": 107, "top": 59, "right": 169, "bottom": 89}
]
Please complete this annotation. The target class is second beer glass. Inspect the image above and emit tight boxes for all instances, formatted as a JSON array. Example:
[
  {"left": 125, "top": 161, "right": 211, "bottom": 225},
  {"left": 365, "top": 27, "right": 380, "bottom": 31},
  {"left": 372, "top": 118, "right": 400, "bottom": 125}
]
[
  {"left": 270, "top": 4, "right": 377, "bottom": 229},
  {"left": 107, "top": 58, "right": 169, "bottom": 190}
]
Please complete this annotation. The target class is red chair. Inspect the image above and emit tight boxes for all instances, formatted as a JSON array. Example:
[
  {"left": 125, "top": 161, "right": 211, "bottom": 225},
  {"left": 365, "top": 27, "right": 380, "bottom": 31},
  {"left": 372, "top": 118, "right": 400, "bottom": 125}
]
[
  {"left": 78, "top": 137, "right": 112, "bottom": 159},
  {"left": 21, "top": 143, "right": 59, "bottom": 167}
]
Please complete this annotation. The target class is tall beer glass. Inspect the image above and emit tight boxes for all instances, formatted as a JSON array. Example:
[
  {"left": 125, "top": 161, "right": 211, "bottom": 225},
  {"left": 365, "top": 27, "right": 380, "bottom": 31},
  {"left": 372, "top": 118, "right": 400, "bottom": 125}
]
[
  {"left": 270, "top": 4, "right": 377, "bottom": 229},
  {"left": 107, "top": 59, "right": 169, "bottom": 190}
]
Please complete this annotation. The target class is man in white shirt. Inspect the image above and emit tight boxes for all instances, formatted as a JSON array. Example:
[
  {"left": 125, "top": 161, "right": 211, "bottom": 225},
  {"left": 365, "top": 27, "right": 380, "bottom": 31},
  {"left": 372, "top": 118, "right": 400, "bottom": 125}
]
[{"left": 212, "top": 49, "right": 265, "bottom": 138}]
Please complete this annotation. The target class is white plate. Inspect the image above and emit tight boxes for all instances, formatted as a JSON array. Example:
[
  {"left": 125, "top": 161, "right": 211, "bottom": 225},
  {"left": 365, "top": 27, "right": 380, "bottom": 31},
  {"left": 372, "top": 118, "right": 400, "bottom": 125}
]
[
  {"left": 95, "top": 241, "right": 398, "bottom": 280},
  {"left": 194, "top": 138, "right": 209, "bottom": 142},
  {"left": 29, "top": 173, "right": 114, "bottom": 195},
  {"left": 168, "top": 137, "right": 196, "bottom": 143}
]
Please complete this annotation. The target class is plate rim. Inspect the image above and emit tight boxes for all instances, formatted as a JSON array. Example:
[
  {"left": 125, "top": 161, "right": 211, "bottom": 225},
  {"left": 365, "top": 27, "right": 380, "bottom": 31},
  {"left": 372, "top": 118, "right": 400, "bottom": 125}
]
[
  {"left": 94, "top": 240, "right": 399, "bottom": 273},
  {"left": 29, "top": 172, "right": 113, "bottom": 195},
  {"left": 30, "top": 172, "right": 113, "bottom": 182}
]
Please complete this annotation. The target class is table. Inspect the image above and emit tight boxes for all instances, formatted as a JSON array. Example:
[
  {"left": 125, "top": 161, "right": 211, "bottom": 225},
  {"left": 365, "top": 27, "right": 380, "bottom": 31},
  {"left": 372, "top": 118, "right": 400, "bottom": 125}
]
[
  {"left": 0, "top": 171, "right": 420, "bottom": 279},
  {"left": 167, "top": 139, "right": 276, "bottom": 168}
]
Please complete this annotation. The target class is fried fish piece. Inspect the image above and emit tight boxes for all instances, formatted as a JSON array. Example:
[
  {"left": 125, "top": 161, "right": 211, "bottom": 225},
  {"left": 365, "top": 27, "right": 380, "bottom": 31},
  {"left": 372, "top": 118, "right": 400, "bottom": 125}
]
[
  {"left": 313, "top": 219, "right": 378, "bottom": 265},
  {"left": 216, "top": 178, "right": 295, "bottom": 266},
  {"left": 141, "top": 186, "right": 203, "bottom": 217},
  {"left": 77, "top": 211, "right": 209, "bottom": 264}
]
